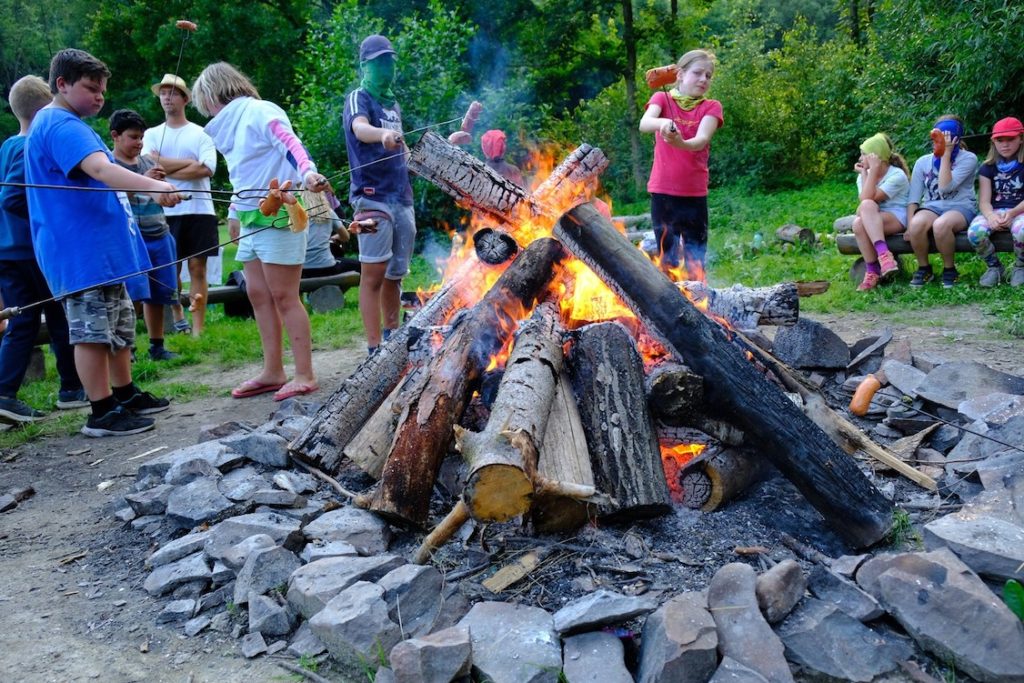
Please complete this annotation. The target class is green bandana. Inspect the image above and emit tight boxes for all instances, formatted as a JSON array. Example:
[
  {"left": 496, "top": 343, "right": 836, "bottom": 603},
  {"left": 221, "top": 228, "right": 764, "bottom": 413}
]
[
  {"left": 360, "top": 56, "right": 396, "bottom": 107},
  {"left": 669, "top": 87, "right": 706, "bottom": 112},
  {"left": 859, "top": 133, "right": 892, "bottom": 161}
]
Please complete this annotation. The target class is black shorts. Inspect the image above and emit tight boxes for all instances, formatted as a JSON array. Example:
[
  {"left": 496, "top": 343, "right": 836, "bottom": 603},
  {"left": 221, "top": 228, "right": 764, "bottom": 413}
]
[
  {"left": 650, "top": 193, "right": 709, "bottom": 269},
  {"left": 167, "top": 214, "right": 219, "bottom": 260}
]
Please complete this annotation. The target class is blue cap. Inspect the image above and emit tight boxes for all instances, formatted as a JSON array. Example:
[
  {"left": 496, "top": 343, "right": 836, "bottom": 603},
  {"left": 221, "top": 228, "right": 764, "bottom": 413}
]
[{"left": 360, "top": 35, "right": 397, "bottom": 62}]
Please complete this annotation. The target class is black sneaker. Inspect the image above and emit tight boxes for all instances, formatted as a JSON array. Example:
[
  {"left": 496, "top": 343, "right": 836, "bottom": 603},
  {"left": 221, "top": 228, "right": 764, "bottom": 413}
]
[
  {"left": 120, "top": 390, "right": 170, "bottom": 415},
  {"left": 148, "top": 346, "right": 179, "bottom": 361},
  {"left": 56, "top": 388, "right": 89, "bottom": 410},
  {"left": 909, "top": 267, "right": 934, "bottom": 288},
  {"left": 941, "top": 268, "right": 959, "bottom": 288},
  {"left": 0, "top": 396, "right": 45, "bottom": 423},
  {"left": 81, "top": 405, "right": 154, "bottom": 437}
]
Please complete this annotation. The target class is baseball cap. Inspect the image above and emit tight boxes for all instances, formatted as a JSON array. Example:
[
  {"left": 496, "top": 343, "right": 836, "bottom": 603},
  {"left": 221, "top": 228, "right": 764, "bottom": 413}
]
[
  {"left": 991, "top": 117, "right": 1024, "bottom": 139},
  {"left": 360, "top": 35, "right": 397, "bottom": 62},
  {"left": 151, "top": 74, "right": 190, "bottom": 98}
]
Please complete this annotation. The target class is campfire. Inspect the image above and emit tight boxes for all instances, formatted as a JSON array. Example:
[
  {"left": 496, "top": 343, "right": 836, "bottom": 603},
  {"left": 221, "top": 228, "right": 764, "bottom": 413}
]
[{"left": 290, "top": 133, "right": 895, "bottom": 560}]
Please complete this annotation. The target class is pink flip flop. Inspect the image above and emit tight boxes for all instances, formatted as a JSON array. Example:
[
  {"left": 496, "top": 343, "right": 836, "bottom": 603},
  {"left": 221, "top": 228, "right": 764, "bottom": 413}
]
[
  {"left": 231, "top": 379, "right": 285, "bottom": 399},
  {"left": 273, "top": 382, "right": 319, "bottom": 401}
]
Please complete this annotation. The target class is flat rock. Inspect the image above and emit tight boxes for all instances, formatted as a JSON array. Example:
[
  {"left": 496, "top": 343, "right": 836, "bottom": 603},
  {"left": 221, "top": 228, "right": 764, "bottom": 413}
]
[
  {"left": 880, "top": 359, "right": 927, "bottom": 397},
  {"left": 389, "top": 625, "right": 472, "bottom": 683},
  {"left": 164, "top": 476, "right": 234, "bottom": 529},
  {"left": 164, "top": 457, "right": 221, "bottom": 485},
  {"left": 204, "top": 512, "right": 302, "bottom": 561},
  {"left": 219, "top": 431, "right": 290, "bottom": 467},
  {"left": 300, "top": 539, "right": 359, "bottom": 563},
  {"left": 287, "top": 621, "right": 327, "bottom": 657},
  {"left": 562, "top": 631, "right": 632, "bottom": 683},
  {"left": 156, "top": 599, "right": 196, "bottom": 624},
  {"left": 221, "top": 534, "right": 277, "bottom": 571},
  {"left": 124, "top": 484, "right": 175, "bottom": 516},
  {"left": 458, "top": 601, "right": 561, "bottom": 683},
  {"left": 636, "top": 592, "right": 717, "bottom": 683},
  {"left": 272, "top": 471, "right": 316, "bottom": 494},
  {"left": 708, "top": 563, "right": 794, "bottom": 683},
  {"left": 183, "top": 615, "right": 212, "bottom": 637},
  {"left": 857, "top": 548, "right": 1024, "bottom": 683},
  {"left": 309, "top": 581, "right": 401, "bottom": 672},
  {"left": 240, "top": 632, "right": 267, "bottom": 659},
  {"left": 923, "top": 513, "right": 1024, "bottom": 583},
  {"left": 806, "top": 564, "right": 883, "bottom": 622},
  {"left": 233, "top": 545, "right": 302, "bottom": 605},
  {"left": 708, "top": 657, "right": 770, "bottom": 683},
  {"left": 754, "top": 559, "right": 806, "bottom": 624},
  {"left": 248, "top": 593, "right": 296, "bottom": 637},
  {"left": 377, "top": 564, "right": 444, "bottom": 638},
  {"left": 143, "top": 551, "right": 211, "bottom": 596},
  {"left": 916, "top": 361, "right": 1024, "bottom": 410},
  {"left": 250, "top": 489, "right": 305, "bottom": 507},
  {"left": 217, "top": 466, "right": 269, "bottom": 502},
  {"left": 302, "top": 506, "right": 392, "bottom": 555},
  {"left": 136, "top": 441, "right": 237, "bottom": 480},
  {"left": 147, "top": 530, "right": 210, "bottom": 568},
  {"left": 772, "top": 318, "right": 850, "bottom": 370},
  {"left": 553, "top": 588, "right": 657, "bottom": 636},
  {"left": 947, "top": 416, "right": 1024, "bottom": 476},
  {"left": 776, "top": 597, "right": 912, "bottom": 682},
  {"left": 196, "top": 421, "right": 252, "bottom": 442},
  {"left": 288, "top": 554, "right": 405, "bottom": 619},
  {"left": 959, "top": 393, "right": 1024, "bottom": 425},
  {"left": 830, "top": 554, "right": 870, "bottom": 578}
]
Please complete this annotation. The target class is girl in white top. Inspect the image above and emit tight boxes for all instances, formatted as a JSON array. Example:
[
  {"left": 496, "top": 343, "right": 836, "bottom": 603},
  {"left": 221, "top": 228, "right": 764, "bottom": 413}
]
[{"left": 851, "top": 133, "right": 910, "bottom": 291}]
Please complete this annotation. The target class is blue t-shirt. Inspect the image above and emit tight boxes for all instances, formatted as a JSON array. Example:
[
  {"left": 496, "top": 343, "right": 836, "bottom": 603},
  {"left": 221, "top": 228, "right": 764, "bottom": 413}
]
[
  {"left": 978, "top": 161, "right": 1024, "bottom": 211},
  {"left": 25, "top": 108, "right": 150, "bottom": 296},
  {"left": 0, "top": 135, "right": 34, "bottom": 260},
  {"left": 343, "top": 88, "right": 413, "bottom": 206}
]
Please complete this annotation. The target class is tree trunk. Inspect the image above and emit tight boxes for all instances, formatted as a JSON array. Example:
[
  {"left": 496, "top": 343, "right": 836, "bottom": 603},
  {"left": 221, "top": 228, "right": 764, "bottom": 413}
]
[
  {"left": 678, "top": 281, "right": 799, "bottom": 330},
  {"left": 554, "top": 203, "right": 894, "bottom": 548},
  {"left": 568, "top": 321, "right": 673, "bottom": 521}
]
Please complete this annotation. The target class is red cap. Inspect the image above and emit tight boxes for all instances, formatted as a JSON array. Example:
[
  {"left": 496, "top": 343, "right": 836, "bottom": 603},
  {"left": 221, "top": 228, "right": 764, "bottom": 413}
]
[
  {"left": 991, "top": 117, "right": 1024, "bottom": 139},
  {"left": 481, "top": 129, "right": 506, "bottom": 160}
]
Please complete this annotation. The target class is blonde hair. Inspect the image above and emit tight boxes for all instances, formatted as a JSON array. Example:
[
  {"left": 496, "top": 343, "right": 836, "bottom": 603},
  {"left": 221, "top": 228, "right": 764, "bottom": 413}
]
[
  {"left": 676, "top": 49, "right": 717, "bottom": 73},
  {"left": 8, "top": 75, "right": 52, "bottom": 122},
  {"left": 191, "top": 63, "right": 260, "bottom": 117},
  {"left": 984, "top": 135, "right": 1024, "bottom": 165}
]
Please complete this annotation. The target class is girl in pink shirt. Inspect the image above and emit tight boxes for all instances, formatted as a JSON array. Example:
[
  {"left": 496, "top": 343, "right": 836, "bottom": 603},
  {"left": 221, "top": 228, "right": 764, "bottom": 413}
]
[{"left": 639, "top": 49, "right": 723, "bottom": 277}]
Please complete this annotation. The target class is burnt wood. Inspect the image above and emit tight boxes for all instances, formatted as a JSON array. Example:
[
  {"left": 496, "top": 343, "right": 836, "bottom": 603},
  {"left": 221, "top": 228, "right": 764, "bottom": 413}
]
[{"left": 676, "top": 447, "right": 772, "bottom": 511}]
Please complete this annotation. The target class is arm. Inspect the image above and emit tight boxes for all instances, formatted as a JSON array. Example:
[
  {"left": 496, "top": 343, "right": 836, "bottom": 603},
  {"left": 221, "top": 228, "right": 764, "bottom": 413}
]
[
  {"left": 936, "top": 132, "right": 954, "bottom": 192},
  {"left": 977, "top": 175, "right": 996, "bottom": 219},
  {"left": 858, "top": 155, "right": 887, "bottom": 203},
  {"left": 351, "top": 115, "right": 404, "bottom": 150},
  {"left": 0, "top": 147, "right": 28, "bottom": 219},
  {"left": 266, "top": 118, "right": 328, "bottom": 190},
  {"left": 940, "top": 151, "right": 977, "bottom": 197},
  {"left": 78, "top": 152, "right": 181, "bottom": 207},
  {"left": 676, "top": 115, "right": 720, "bottom": 152},
  {"left": 148, "top": 154, "right": 213, "bottom": 179}
]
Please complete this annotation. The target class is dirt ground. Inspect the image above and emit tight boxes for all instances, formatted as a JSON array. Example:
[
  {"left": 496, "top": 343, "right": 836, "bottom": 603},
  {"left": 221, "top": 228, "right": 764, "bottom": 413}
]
[{"left": 0, "top": 306, "right": 1019, "bottom": 683}]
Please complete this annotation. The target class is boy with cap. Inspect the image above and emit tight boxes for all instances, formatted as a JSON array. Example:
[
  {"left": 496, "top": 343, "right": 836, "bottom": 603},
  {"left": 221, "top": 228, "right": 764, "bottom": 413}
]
[
  {"left": 143, "top": 73, "right": 218, "bottom": 335},
  {"left": 343, "top": 34, "right": 417, "bottom": 353}
]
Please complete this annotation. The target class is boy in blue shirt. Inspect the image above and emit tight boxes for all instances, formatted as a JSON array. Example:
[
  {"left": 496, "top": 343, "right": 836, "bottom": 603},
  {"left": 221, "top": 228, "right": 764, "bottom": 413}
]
[
  {"left": 25, "top": 49, "right": 181, "bottom": 437},
  {"left": 0, "top": 75, "right": 87, "bottom": 424}
]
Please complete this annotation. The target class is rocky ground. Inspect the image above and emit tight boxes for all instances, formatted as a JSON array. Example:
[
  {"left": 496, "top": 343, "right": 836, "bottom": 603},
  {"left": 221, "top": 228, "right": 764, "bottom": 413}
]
[{"left": 0, "top": 307, "right": 1021, "bottom": 683}]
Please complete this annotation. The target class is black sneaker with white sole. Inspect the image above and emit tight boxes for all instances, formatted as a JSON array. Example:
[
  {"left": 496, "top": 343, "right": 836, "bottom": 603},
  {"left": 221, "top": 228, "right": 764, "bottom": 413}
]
[
  {"left": 0, "top": 396, "right": 45, "bottom": 423},
  {"left": 81, "top": 405, "right": 154, "bottom": 437},
  {"left": 119, "top": 390, "right": 170, "bottom": 415}
]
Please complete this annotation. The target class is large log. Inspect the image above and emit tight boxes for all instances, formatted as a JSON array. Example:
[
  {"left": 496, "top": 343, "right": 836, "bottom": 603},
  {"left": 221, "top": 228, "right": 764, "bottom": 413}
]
[
  {"left": 677, "top": 281, "right": 799, "bottom": 330},
  {"left": 368, "top": 238, "right": 569, "bottom": 528},
  {"left": 457, "top": 302, "right": 566, "bottom": 522},
  {"left": 674, "top": 447, "right": 772, "bottom": 512},
  {"left": 646, "top": 361, "right": 747, "bottom": 445},
  {"left": 567, "top": 321, "right": 672, "bottom": 521},
  {"left": 555, "top": 203, "right": 894, "bottom": 548}
]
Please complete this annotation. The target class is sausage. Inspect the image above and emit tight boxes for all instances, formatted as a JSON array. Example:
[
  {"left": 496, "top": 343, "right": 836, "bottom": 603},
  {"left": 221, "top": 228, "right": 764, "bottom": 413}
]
[
  {"left": 286, "top": 202, "right": 308, "bottom": 233},
  {"left": 461, "top": 101, "right": 483, "bottom": 133},
  {"left": 259, "top": 178, "right": 283, "bottom": 216},
  {"left": 448, "top": 131, "right": 472, "bottom": 146},
  {"left": 930, "top": 129, "right": 945, "bottom": 157},
  {"left": 645, "top": 65, "right": 678, "bottom": 89},
  {"left": 175, "top": 19, "right": 198, "bottom": 31},
  {"left": 848, "top": 374, "right": 882, "bottom": 416}
]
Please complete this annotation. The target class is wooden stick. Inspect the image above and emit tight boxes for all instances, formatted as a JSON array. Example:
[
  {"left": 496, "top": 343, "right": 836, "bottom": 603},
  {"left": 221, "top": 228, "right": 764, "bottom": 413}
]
[{"left": 412, "top": 500, "right": 471, "bottom": 565}]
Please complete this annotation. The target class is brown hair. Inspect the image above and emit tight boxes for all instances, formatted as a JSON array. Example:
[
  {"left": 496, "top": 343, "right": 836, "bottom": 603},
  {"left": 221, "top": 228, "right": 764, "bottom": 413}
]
[
  {"left": 879, "top": 133, "right": 909, "bottom": 175},
  {"left": 191, "top": 63, "right": 260, "bottom": 118},
  {"left": 7, "top": 75, "right": 51, "bottom": 122},
  {"left": 47, "top": 49, "right": 110, "bottom": 94}
]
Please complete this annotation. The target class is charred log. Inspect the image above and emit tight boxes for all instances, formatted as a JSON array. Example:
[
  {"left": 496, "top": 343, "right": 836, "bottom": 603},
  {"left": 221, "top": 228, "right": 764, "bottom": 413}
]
[
  {"left": 675, "top": 447, "right": 772, "bottom": 511},
  {"left": 677, "top": 281, "right": 799, "bottom": 330}
]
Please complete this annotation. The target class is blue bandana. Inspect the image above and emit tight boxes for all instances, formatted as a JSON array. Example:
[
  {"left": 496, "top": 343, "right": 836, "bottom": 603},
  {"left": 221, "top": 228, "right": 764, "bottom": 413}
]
[
  {"left": 997, "top": 159, "right": 1020, "bottom": 174},
  {"left": 933, "top": 119, "right": 963, "bottom": 170}
]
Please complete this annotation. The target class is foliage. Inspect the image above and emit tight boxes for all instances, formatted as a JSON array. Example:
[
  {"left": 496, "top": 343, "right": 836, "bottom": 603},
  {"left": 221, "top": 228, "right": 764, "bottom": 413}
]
[
  {"left": 886, "top": 509, "right": 922, "bottom": 550},
  {"left": 1006, "top": 579, "right": 1024, "bottom": 623}
]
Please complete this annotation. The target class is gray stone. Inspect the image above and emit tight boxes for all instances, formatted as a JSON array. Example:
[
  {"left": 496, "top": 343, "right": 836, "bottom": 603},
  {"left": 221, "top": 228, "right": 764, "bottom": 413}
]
[
  {"left": 959, "top": 393, "right": 1024, "bottom": 425},
  {"left": 157, "top": 599, "right": 196, "bottom": 624},
  {"left": 287, "top": 621, "right": 327, "bottom": 657},
  {"left": 857, "top": 548, "right": 1024, "bottom": 683},
  {"left": 430, "top": 585, "right": 472, "bottom": 635},
  {"left": 871, "top": 423, "right": 903, "bottom": 440},
  {"left": 209, "top": 611, "right": 232, "bottom": 633},
  {"left": 240, "top": 632, "right": 267, "bottom": 659},
  {"left": 130, "top": 514, "right": 164, "bottom": 533},
  {"left": 561, "top": 631, "right": 633, "bottom": 683},
  {"left": 923, "top": 513, "right": 1024, "bottom": 583},
  {"left": 248, "top": 593, "right": 296, "bottom": 637},
  {"left": 776, "top": 597, "right": 912, "bottom": 682},
  {"left": 197, "top": 421, "right": 252, "bottom": 443},
  {"left": 708, "top": 563, "right": 794, "bottom": 683},
  {"left": 164, "top": 457, "right": 221, "bottom": 486},
  {"left": 211, "top": 561, "right": 233, "bottom": 585},
  {"left": 183, "top": 615, "right": 212, "bottom": 637},
  {"left": 250, "top": 489, "right": 305, "bottom": 507},
  {"left": 754, "top": 559, "right": 806, "bottom": 624},
  {"left": 309, "top": 581, "right": 401, "bottom": 671},
  {"left": 124, "top": 484, "right": 175, "bottom": 516},
  {"left": 636, "top": 592, "right": 717, "bottom": 683},
  {"left": 377, "top": 564, "right": 444, "bottom": 638},
  {"left": 266, "top": 640, "right": 288, "bottom": 655},
  {"left": 879, "top": 359, "right": 927, "bottom": 398},
  {"left": 147, "top": 530, "right": 210, "bottom": 568},
  {"left": 218, "top": 466, "right": 269, "bottom": 502},
  {"left": 197, "top": 584, "right": 232, "bottom": 614},
  {"left": 308, "top": 285, "right": 346, "bottom": 313},
  {"left": 256, "top": 501, "right": 323, "bottom": 524},
  {"left": 272, "top": 471, "right": 316, "bottom": 494},
  {"left": 171, "top": 580, "right": 207, "bottom": 600},
  {"left": 947, "top": 417, "right": 1024, "bottom": 476},
  {"left": 374, "top": 666, "right": 396, "bottom": 683},
  {"left": 233, "top": 546, "right": 302, "bottom": 605},
  {"left": 143, "top": 551, "right": 211, "bottom": 596},
  {"left": 389, "top": 624, "right": 472, "bottom": 683},
  {"left": 917, "top": 361, "right": 1024, "bottom": 410},
  {"left": 300, "top": 539, "right": 359, "bottom": 563},
  {"left": 220, "top": 431, "right": 290, "bottom": 467},
  {"left": 204, "top": 512, "right": 303, "bottom": 561},
  {"left": 708, "top": 657, "right": 770, "bottom": 683},
  {"left": 806, "top": 565, "right": 883, "bottom": 622},
  {"left": 288, "top": 554, "right": 406, "bottom": 619},
  {"left": 164, "top": 476, "right": 234, "bottom": 529},
  {"left": 222, "top": 534, "right": 277, "bottom": 571},
  {"left": 929, "top": 424, "right": 963, "bottom": 453},
  {"left": 552, "top": 588, "right": 657, "bottom": 636},
  {"left": 302, "top": 506, "right": 392, "bottom": 555},
  {"left": 136, "top": 441, "right": 238, "bottom": 480},
  {"left": 830, "top": 554, "right": 869, "bottom": 579},
  {"left": 114, "top": 507, "right": 136, "bottom": 522},
  {"left": 772, "top": 318, "right": 850, "bottom": 370},
  {"left": 458, "top": 601, "right": 561, "bottom": 683}
]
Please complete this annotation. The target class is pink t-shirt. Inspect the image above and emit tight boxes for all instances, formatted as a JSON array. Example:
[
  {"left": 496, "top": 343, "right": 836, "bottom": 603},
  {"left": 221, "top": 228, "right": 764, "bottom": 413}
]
[{"left": 645, "top": 92, "right": 724, "bottom": 197}]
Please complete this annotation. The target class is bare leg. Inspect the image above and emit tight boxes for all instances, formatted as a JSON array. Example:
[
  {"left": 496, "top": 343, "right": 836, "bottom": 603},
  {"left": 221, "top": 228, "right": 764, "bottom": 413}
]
[
  {"left": 241, "top": 259, "right": 287, "bottom": 386},
  {"left": 75, "top": 343, "right": 112, "bottom": 401},
  {"left": 904, "top": 210, "right": 937, "bottom": 268},
  {"left": 358, "top": 262, "right": 387, "bottom": 347},
  {"left": 381, "top": 276, "right": 403, "bottom": 331},
  {"left": 932, "top": 213, "right": 967, "bottom": 269},
  {"left": 187, "top": 256, "right": 209, "bottom": 336},
  {"left": 142, "top": 303, "right": 165, "bottom": 341},
  {"left": 262, "top": 262, "right": 316, "bottom": 386}
]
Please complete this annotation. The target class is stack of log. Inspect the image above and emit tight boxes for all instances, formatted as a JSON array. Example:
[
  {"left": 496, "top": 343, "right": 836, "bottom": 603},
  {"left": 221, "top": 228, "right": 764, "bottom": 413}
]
[{"left": 290, "top": 134, "right": 899, "bottom": 562}]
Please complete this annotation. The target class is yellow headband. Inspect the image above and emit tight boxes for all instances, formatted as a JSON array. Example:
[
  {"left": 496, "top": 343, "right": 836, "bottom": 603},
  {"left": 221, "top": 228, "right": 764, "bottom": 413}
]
[{"left": 860, "top": 133, "right": 892, "bottom": 162}]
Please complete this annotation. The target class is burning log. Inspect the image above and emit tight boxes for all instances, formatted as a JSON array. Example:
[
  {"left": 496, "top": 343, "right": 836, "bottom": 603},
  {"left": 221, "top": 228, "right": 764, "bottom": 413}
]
[
  {"left": 567, "top": 321, "right": 673, "bottom": 521},
  {"left": 457, "top": 302, "right": 566, "bottom": 523},
  {"left": 368, "top": 238, "right": 570, "bottom": 528},
  {"left": 555, "top": 203, "right": 894, "bottom": 548},
  {"left": 530, "top": 144, "right": 609, "bottom": 215},
  {"left": 678, "top": 281, "right": 799, "bottom": 330},
  {"left": 647, "top": 362, "right": 750, "bottom": 446},
  {"left": 674, "top": 447, "right": 772, "bottom": 512},
  {"left": 474, "top": 228, "right": 519, "bottom": 265}
]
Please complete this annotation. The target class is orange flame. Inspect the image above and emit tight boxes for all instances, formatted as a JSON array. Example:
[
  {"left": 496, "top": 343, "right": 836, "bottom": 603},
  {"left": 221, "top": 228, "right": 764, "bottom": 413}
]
[{"left": 659, "top": 442, "right": 707, "bottom": 504}]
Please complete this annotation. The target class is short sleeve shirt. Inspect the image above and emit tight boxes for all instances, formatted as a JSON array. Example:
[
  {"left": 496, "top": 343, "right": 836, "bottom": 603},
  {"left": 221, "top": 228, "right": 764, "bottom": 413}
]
[
  {"left": 978, "top": 161, "right": 1024, "bottom": 210},
  {"left": 343, "top": 88, "right": 413, "bottom": 205},
  {"left": 114, "top": 156, "right": 170, "bottom": 239},
  {"left": 856, "top": 165, "right": 909, "bottom": 215},
  {"left": 645, "top": 93, "right": 724, "bottom": 197}
]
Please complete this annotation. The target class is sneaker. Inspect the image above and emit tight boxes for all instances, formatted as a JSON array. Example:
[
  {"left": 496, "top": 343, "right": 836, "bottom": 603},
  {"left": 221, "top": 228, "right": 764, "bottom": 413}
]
[
  {"left": 857, "top": 271, "right": 880, "bottom": 291},
  {"left": 1011, "top": 266, "right": 1024, "bottom": 287},
  {"left": 173, "top": 318, "right": 192, "bottom": 335},
  {"left": 56, "top": 388, "right": 89, "bottom": 410},
  {"left": 877, "top": 251, "right": 900, "bottom": 278},
  {"left": 909, "top": 267, "right": 934, "bottom": 288},
  {"left": 81, "top": 405, "right": 154, "bottom": 437},
  {"left": 941, "top": 268, "right": 959, "bottom": 288},
  {"left": 979, "top": 261, "right": 1005, "bottom": 288},
  {"left": 0, "top": 396, "right": 45, "bottom": 423},
  {"left": 148, "top": 346, "right": 179, "bottom": 361},
  {"left": 119, "top": 390, "right": 170, "bottom": 415}
]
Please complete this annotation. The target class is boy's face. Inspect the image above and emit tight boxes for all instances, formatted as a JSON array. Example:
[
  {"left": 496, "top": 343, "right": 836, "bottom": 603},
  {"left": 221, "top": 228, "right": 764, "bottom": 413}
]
[
  {"left": 56, "top": 75, "right": 106, "bottom": 118},
  {"left": 111, "top": 128, "right": 144, "bottom": 158},
  {"left": 159, "top": 86, "right": 188, "bottom": 116}
]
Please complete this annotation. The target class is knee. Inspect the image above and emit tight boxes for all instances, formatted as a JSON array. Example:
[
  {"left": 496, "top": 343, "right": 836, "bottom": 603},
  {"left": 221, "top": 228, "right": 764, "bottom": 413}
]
[
  {"left": 852, "top": 216, "right": 865, "bottom": 235},
  {"left": 858, "top": 199, "right": 879, "bottom": 215}
]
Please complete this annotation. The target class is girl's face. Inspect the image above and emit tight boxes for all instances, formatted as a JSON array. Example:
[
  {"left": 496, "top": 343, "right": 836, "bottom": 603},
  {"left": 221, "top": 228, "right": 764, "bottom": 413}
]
[
  {"left": 993, "top": 135, "right": 1023, "bottom": 160},
  {"left": 677, "top": 60, "right": 714, "bottom": 97}
]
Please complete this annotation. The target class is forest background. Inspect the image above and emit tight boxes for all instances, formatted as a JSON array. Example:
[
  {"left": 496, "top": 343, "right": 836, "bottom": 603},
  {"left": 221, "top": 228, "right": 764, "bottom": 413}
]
[{"left": 2, "top": 0, "right": 1024, "bottom": 227}]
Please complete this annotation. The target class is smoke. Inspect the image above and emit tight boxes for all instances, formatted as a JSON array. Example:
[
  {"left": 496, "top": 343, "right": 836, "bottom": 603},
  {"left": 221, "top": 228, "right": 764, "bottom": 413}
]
[{"left": 418, "top": 228, "right": 454, "bottom": 281}]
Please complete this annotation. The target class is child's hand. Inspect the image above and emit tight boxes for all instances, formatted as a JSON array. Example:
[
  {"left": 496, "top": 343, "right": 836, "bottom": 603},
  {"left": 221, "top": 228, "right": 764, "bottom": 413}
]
[
  {"left": 863, "top": 153, "right": 881, "bottom": 171},
  {"left": 304, "top": 172, "right": 329, "bottom": 193},
  {"left": 381, "top": 130, "right": 404, "bottom": 150},
  {"left": 995, "top": 210, "right": 1010, "bottom": 229},
  {"left": 144, "top": 165, "right": 166, "bottom": 181},
  {"left": 152, "top": 181, "right": 182, "bottom": 207},
  {"left": 853, "top": 161, "right": 866, "bottom": 173},
  {"left": 659, "top": 119, "right": 678, "bottom": 139},
  {"left": 941, "top": 131, "right": 953, "bottom": 157}
]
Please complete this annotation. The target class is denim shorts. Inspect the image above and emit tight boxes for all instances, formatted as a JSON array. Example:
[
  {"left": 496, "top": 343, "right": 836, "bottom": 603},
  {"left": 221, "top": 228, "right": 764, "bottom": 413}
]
[
  {"left": 353, "top": 197, "right": 416, "bottom": 280},
  {"left": 64, "top": 284, "right": 136, "bottom": 350},
  {"left": 236, "top": 224, "right": 307, "bottom": 266}
]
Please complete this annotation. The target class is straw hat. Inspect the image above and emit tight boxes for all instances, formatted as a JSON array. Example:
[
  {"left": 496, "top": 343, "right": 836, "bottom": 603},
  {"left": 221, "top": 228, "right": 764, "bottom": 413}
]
[{"left": 151, "top": 74, "right": 190, "bottom": 98}]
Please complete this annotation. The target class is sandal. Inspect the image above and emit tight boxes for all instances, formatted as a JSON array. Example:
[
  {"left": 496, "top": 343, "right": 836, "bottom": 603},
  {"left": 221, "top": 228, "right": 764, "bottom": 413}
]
[
  {"left": 231, "top": 379, "right": 285, "bottom": 399},
  {"left": 173, "top": 318, "right": 193, "bottom": 335}
]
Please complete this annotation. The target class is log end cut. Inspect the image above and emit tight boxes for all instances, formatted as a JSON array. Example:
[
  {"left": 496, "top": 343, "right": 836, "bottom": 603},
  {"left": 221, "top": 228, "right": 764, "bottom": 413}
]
[{"left": 464, "top": 464, "right": 534, "bottom": 522}]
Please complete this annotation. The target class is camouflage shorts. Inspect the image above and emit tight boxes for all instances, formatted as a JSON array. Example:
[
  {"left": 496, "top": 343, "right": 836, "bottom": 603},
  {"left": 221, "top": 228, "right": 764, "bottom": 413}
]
[{"left": 64, "top": 284, "right": 136, "bottom": 350}]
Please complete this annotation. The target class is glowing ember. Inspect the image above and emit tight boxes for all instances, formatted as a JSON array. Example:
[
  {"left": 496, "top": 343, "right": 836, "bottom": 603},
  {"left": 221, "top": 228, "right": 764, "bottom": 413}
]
[{"left": 660, "top": 442, "right": 707, "bottom": 505}]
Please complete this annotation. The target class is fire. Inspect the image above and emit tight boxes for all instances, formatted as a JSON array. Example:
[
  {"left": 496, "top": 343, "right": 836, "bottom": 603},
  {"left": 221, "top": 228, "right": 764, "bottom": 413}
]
[{"left": 659, "top": 442, "right": 707, "bottom": 504}]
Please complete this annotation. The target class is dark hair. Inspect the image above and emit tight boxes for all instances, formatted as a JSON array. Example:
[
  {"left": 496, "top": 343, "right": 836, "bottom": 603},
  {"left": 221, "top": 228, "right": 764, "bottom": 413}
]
[
  {"left": 109, "top": 109, "right": 147, "bottom": 134},
  {"left": 48, "top": 49, "right": 111, "bottom": 94}
]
